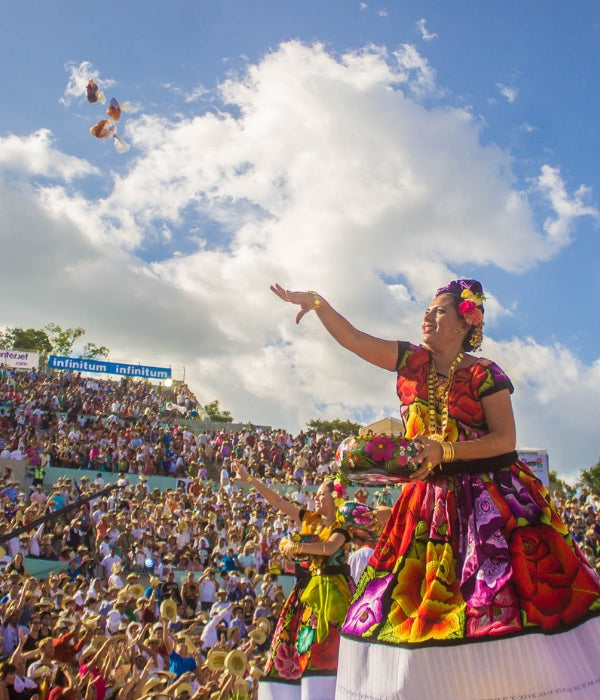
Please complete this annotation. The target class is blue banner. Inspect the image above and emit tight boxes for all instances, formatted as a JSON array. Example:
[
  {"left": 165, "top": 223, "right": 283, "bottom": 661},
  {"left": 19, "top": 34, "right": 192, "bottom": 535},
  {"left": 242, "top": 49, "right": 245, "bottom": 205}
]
[{"left": 48, "top": 355, "right": 171, "bottom": 380}]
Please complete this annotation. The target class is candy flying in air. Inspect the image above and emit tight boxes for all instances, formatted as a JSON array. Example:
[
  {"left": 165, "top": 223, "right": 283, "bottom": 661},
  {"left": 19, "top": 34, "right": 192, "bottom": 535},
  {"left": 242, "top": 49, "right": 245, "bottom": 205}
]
[
  {"left": 107, "top": 97, "right": 132, "bottom": 122},
  {"left": 89, "top": 119, "right": 130, "bottom": 153},
  {"left": 86, "top": 79, "right": 106, "bottom": 104}
]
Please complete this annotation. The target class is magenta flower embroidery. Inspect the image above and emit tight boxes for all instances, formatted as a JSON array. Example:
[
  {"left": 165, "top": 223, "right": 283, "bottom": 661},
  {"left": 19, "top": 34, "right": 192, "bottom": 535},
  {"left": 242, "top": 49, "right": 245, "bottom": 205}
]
[
  {"left": 350, "top": 504, "right": 372, "bottom": 526},
  {"left": 273, "top": 642, "right": 302, "bottom": 679},
  {"left": 364, "top": 436, "right": 395, "bottom": 462},
  {"left": 342, "top": 574, "right": 393, "bottom": 636}
]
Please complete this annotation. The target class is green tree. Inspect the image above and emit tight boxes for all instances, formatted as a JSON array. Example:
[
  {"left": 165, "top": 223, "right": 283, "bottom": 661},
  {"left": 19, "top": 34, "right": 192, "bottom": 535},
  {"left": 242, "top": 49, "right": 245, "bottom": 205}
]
[
  {"left": 578, "top": 460, "right": 600, "bottom": 494},
  {"left": 203, "top": 400, "right": 234, "bottom": 423},
  {"left": 306, "top": 418, "right": 362, "bottom": 435},
  {"left": 0, "top": 324, "right": 110, "bottom": 365},
  {"left": 548, "top": 469, "right": 576, "bottom": 499},
  {"left": 0, "top": 328, "right": 52, "bottom": 354},
  {"left": 81, "top": 343, "right": 110, "bottom": 359},
  {"left": 44, "top": 323, "right": 85, "bottom": 356}
]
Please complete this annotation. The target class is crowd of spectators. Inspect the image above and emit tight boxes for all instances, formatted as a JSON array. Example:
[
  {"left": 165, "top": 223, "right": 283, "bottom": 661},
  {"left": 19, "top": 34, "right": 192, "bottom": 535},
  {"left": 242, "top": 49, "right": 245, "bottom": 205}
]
[
  {"left": 0, "top": 366, "right": 375, "bottom": 698},
  {"left": 0, "top": 467, "right": 305, "bottom": 698},
  {"left": 1, "top": 366, "right": 597, "bottom": 698},
  {"left": 0, "top": 368, "right": 342, "bottom": 486}
]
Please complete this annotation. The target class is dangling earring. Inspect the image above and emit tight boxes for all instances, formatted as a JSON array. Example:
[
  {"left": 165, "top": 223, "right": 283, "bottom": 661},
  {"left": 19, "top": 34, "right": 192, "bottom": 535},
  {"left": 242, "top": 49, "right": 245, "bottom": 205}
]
[{"left": 470, "top": 324, "right": 483, "bottom": 351}]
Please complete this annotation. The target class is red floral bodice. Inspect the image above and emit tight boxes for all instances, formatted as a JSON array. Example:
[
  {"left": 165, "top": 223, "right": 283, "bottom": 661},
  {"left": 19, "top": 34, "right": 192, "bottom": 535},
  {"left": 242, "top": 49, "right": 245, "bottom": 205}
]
[{"left": 395, "top": 342, "right": 513, "bottom": 443}]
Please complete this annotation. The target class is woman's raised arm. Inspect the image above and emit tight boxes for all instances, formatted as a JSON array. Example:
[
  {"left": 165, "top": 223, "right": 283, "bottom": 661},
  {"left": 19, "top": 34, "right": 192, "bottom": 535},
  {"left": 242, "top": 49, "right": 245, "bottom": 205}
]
[
  {"left": 271, "top": 284, "right": 398, "bottom": 371},
  {"left": 233, "top": 460, "right": 301, "bottom": 524}
]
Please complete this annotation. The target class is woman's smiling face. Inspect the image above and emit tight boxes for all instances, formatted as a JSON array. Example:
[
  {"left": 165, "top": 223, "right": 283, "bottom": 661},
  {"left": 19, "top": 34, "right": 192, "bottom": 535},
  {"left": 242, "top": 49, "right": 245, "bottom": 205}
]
[
  {"left": 313, "top": 483, "right": 334, "bottom": 514},
  {"left": 422, "top": 294, "right": 466, "bottom": 350}
]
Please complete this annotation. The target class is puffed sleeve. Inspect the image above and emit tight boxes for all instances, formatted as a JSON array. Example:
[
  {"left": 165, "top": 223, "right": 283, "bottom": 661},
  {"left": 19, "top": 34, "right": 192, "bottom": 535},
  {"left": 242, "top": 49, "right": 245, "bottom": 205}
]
[{"left": 477, "top": 359, "right": 514, "bottom": 398}]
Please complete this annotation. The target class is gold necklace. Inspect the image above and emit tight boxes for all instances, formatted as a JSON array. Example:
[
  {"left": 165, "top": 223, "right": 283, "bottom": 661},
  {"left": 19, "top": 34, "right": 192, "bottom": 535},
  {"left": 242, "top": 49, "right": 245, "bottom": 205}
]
[{"left": 427, "top": 350, "right": 464, "bottom": 439}]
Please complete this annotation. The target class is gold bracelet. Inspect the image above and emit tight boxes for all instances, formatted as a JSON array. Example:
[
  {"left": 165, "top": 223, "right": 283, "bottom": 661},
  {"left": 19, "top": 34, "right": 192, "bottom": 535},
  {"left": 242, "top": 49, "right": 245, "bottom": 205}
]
[
  {"left": 307, "top": 291, "right": 322, "bottom": 310},
  {"left": 441, "top": 442, "right": 455, "bottom": 463},
  {"left": 321, "top": 542, "right": 326, "bottom": 556},
  {"left": 440, "top": 442, "right": 448, "bottom": 463}
]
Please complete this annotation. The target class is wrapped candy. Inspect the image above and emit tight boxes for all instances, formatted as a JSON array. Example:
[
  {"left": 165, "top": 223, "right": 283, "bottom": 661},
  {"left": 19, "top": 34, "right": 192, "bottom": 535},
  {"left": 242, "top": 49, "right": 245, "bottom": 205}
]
[
  {"left": 86, "top": 79, "right": 105, "bottom": 104},
  {"left": 107, "top": 97, "right": 132, "bottom": 122},
  {"left": 89, "top": 119, "right": 116, "bottom": 139},
  {"left": 89, "top": 119, "right": 130, "bottom": 153},
  {"left": 335, "top": 434, "right": 420, "bottom": 485},
  {"left": 87, "top": 81, "right": 132, "bottom": 154}
]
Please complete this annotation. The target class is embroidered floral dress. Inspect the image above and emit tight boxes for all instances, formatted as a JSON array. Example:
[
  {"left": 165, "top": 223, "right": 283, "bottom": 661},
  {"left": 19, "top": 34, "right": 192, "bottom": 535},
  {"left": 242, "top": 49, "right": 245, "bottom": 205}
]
[
  {"left": 336, "top": 342, "right": 600, "bottom": 700},
  {"left": 260, "top": 510, "right": 353, "bottom": 696}
]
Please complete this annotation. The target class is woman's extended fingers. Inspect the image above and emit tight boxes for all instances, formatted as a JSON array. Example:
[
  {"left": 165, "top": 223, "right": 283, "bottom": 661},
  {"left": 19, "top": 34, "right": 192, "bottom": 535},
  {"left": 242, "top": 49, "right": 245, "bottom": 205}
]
[
  {"left": 271, "top": 284, "right": 315, "bottom": 324},
  {"left": 270, "top": 283, "right": 295, "bottom": 302}
]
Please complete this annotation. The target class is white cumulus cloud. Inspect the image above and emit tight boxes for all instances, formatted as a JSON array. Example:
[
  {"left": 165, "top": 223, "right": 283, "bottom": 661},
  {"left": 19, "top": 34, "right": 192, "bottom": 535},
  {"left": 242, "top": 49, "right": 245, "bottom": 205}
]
[{"left": 1, "top": 41, "right": 599, "bottom": 479}]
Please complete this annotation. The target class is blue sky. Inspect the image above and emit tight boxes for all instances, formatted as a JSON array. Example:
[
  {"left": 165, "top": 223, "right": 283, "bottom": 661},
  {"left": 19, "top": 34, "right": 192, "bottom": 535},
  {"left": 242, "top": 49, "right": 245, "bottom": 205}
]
[{"left": 1, "top": 1, "right": 600, "bottom": 480}]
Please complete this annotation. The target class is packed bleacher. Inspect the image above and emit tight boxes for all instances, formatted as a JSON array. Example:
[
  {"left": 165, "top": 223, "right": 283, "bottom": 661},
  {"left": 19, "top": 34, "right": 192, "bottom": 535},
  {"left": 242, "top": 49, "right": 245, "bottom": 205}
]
[{"left": 0, "top": 366, "right": 597, "bottom": 699}]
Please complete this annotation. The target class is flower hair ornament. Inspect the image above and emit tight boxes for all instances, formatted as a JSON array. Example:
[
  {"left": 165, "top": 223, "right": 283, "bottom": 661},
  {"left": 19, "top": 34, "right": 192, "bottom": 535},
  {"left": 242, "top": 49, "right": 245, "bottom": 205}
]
[
  {"left": 436, "top": 279, "right": 486, "bottom": 351},
  {"left": 332, "top": 472, "right": 349, "bottom": 508}
]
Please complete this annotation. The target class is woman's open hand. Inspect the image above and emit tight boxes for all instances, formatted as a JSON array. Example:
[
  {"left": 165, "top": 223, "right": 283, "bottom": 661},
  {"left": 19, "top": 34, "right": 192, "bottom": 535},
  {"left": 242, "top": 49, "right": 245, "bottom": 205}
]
[
  {"left": 409, "top": 435, "right": 444, "bottom": 481},
  {"left": 232, "top": 459, "right": 250, "bottom": 483},
  {"left": 271, "top": 284, "right": 316, "bottom": 324}
]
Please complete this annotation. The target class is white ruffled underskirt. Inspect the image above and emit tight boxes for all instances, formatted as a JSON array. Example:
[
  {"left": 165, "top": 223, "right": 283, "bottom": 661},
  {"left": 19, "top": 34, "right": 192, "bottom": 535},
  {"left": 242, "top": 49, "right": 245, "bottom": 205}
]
[
  {"left": 258, "top": 675, "right": 337, "bottom": 700},
  {"left": 334, "top": 616, "right": 600, "bottom": 700}
]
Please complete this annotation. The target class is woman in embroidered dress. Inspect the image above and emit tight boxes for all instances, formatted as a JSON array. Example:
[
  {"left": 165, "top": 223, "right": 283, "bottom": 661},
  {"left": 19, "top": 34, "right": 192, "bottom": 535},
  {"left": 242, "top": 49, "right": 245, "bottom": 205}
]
[
  {"left": 233, "top": 463, "right": 353, "bottom": 700},
  {"left": 272, "top": 280, "right": 600, "bottom": 700}
]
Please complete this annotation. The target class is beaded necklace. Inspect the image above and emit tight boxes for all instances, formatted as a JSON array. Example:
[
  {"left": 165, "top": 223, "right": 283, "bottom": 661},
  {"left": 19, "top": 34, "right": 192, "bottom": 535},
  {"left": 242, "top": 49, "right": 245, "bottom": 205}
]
[{"left": 427, "top": 350, "right": 464, "bottom": 439}]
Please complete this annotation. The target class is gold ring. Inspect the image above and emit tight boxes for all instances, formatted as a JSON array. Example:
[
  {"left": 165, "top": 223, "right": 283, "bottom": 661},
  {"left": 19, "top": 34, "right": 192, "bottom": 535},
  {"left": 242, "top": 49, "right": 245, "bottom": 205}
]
[{"left": 426, "top": 460, "right": 433, "bottom": 471}]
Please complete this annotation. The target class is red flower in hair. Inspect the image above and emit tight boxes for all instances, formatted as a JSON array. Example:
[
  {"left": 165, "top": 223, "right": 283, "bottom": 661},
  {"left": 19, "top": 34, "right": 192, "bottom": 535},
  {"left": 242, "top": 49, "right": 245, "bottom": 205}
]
[
  {"left": 458, "top": 300, "right": 476, "bottom": 315},
  {"left": 458, "top": 301, "right": 483, "bottom": 326}
]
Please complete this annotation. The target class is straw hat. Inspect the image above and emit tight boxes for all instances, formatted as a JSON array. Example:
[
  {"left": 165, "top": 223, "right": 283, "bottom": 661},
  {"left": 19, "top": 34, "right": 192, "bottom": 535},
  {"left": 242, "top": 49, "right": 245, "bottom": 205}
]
[
  {"left": 226, "top": 625, "right": 241, "bottom": 643},
  {"left": 248, "top": 662, "right": 264, "bottom": 680},
  {"left": 176, "top": 634, "right": 196, "bottom": 656},
  {"left": 82, "top": 613, "right": 102, "bottom": 628},
  {"left": 160, "top": 598, "right": 178, "bottom": 622},
  {"left": 206, "top": 649, "right": 227, "bottom": 671},
  {"left": 128, "top": 584, "right": 145, "bottom": 599},
  {"left": 113, "top": 664, "right": 132, "bottom": 684},
  {"left": 80, "top": 646, "right": 97, "bottom": 664},
  {"left": 254, "top": 617, "right": 271, "bottom": 635},
  {"left": 141, "top": 677, "right": 164, "bottom": 695},
  {"left": 29, "top": 664, "right": 52, "bottom": 680},
  {"left": 249, "top": 627, "right": 267, "bottom": 645},
  {"left": 225, "top": 648, "right": 248, "bottom": 677},
  {"left": 198, "top": 610, "right": 210, "bottom": 625},
  {"left": 174, "top": 683, "right": 193, "bottom": 697},
  {"left": 155, "top": 671, "right": 177, "bottom": 681},
  {"left": 91, "top": 636, "right": 106, "bottom": 651}
]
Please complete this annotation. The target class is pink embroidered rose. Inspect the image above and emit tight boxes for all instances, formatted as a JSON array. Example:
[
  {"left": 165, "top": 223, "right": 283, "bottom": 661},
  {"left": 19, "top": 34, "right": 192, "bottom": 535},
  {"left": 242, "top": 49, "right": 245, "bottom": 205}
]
[{"left": 273, "top": 642, "right": 302, "bottom": 679}]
